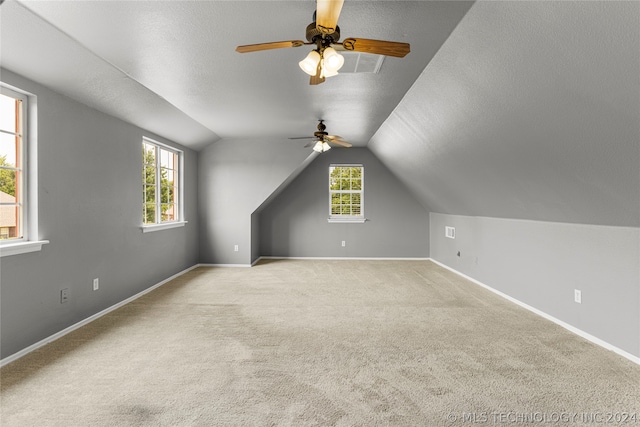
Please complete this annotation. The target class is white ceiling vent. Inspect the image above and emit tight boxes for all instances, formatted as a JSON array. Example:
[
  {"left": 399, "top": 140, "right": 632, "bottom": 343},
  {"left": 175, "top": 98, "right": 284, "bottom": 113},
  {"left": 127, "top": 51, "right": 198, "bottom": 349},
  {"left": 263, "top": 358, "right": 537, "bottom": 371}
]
[{"left": 339, "top": 52, "right": 385, "bottom": 74}]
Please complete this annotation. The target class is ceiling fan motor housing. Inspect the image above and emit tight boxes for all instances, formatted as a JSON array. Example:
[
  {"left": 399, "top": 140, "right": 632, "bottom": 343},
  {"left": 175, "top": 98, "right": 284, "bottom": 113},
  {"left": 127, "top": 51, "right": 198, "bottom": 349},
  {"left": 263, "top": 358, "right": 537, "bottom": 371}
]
[
  {"left": 306, "top": 22, "right": 340, "bottom": 43},
  {"left": 314, "top": 120, "right": 328, "bottom": 138}
]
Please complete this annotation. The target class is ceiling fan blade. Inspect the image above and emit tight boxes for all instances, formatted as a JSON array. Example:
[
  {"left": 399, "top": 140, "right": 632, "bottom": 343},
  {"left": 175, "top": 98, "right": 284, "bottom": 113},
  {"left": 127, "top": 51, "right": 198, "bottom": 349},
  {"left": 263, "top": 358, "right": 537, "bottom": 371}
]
[
  {"left": 341, "top": 38, "right": 410, "bottom": 58},
  {"left": 325, "top": 136, "right": 352, "bottom": 147},
  {"left": 236, "top": 40, "right": 306, "bottom": 53},
  {"left": 310, "top": 75, "right": 325, "bottom": 85},
  {"left": 329, "top": 139, "right": 352, "bottom": 148},
  {"left": 316, "top": 0, "right": 344, "bottom": 34},
  {"left": 289, "top": 136, "right": 315, "bottom": 140}
]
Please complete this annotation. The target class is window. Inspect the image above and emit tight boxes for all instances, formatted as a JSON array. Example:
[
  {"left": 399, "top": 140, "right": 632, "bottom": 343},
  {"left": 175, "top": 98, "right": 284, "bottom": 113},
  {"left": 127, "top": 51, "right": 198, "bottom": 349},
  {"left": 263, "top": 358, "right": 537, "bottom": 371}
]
[
  {"left": 0, "top": 87, "right": 27, "bottom": 240},
  {"left": 329, "top": 164, "right": 364, "bottom": 222},
  {"left": 142, "top": 138, "right": 184, "bottom": 231},
  {"left": 0, "top": 88, "right": 25, "bottom": 241},
  {"left": 0, "top": 83, "right": 46, "bottom": 256}
]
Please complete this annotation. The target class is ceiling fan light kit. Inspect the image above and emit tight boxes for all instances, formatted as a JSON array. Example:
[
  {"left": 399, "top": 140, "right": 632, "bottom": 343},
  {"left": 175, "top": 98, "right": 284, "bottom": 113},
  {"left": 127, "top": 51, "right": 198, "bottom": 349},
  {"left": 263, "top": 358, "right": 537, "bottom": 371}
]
[
  {"left": 313, "top": 140, "right": 332, "bottom": 153},
  {"left": 299, "top": 30, "right": 345, "bottom": 80},
  {"left": 299, "top": 50, "right": 322, "bottom": 75},
  {"left": 322, "top": 47, "right": 345, "bottom": 73}
]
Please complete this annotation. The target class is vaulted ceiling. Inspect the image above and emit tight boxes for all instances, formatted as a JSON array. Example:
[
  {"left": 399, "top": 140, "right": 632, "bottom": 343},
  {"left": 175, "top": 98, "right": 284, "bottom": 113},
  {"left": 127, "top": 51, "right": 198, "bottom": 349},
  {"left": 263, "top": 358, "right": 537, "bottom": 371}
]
[
  {"left": 369, "top": 1, "right": 640, "bottom": 227},
  {"left": 2, "top": 0, "right": 638, "bottom": 227},
  {"left": 1, "top": 0, "right": 473, "bottom": 150}
]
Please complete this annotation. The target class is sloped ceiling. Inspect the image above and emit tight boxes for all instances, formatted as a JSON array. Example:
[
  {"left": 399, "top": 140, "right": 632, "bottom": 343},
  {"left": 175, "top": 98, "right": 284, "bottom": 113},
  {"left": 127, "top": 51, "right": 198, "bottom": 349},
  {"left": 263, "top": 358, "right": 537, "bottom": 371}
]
[
  {"left": 2, "top": 1, "right": 637, "bottom": 228},
  {"left": 0, "top": 0, "right": 473, "bottom": 150},
  {"left": 370, "top": 1, "right": 640, "bottom": 227}
]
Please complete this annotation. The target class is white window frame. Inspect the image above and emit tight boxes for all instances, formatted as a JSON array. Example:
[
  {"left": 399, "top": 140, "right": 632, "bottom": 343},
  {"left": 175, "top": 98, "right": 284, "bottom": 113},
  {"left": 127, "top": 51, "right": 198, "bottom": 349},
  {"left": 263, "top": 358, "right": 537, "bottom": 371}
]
[
  {"left": 141, "top": 137, "right": 186, "bottom": 233},
  {"left": 328, "top": 164, "right": 366, "bottom": 223},
  {"left": 0, "top": 83, "right": 47, "bottom": 257}
]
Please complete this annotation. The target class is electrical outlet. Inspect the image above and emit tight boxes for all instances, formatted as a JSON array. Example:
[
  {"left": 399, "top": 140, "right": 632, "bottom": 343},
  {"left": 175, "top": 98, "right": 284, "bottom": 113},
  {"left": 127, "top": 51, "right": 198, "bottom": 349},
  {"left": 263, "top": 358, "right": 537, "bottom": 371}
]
[
  {"left": 341, "top": 240, "right": 346, "bottom": 247},
  {"left": 234, "top": 245, "right": 239, "bottom": 252},
  {"left": 574, "top": 289, "right": 582, "bottom": 304},
  {"left": 93, "top": 278, "right": 99, "bottom": 291},
  {"left": 60, "top": 288, "right": 69, "bottom": 303}
]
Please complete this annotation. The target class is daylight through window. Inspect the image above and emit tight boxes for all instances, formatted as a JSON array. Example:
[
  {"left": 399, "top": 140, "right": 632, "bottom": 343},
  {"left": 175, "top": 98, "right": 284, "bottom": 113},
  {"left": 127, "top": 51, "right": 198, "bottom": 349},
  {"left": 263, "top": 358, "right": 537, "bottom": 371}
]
[
  {"left": 329, "top": 165, "right": 363, "bottom": 218},
  {"left": 0, "top": 88, "right": 26, "bottom": 241},
  {"left": 142, "top": 138, "right": 181, "bottom": 225}
]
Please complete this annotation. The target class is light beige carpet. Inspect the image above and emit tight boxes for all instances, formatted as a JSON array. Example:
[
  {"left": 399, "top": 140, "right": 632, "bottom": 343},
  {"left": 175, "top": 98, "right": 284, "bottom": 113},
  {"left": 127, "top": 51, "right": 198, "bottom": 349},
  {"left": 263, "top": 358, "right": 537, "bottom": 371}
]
[{"left": 1, "top": 259, "right": 639, "bottom": 426}]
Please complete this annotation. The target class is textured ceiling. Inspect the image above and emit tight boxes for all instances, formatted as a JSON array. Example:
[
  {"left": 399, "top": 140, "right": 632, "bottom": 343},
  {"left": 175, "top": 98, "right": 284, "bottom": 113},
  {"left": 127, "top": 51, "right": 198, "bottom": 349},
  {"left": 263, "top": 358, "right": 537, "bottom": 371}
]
[
  {"left": 369, "top": 1, "right": 640, "bottom": 227},
  {"left": 2, "top": 0, "right": 637, "bottom": 228},
  {"left": 1, "top": 0, "right": 473, "bottom": 150}
]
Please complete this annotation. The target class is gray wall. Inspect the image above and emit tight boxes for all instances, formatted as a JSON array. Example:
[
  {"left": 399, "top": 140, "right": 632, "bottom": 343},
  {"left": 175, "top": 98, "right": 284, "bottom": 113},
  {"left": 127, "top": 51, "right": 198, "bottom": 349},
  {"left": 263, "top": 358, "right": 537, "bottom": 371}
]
[
  {"left": 258, "top": 148, "right": 430, "bottom": 258},
  {"left": 430, "top": 213, "right": 640, "bottom": 358},
  {"left": 367, "top": 1, "right": 640, "bottom": 358},
  {"left": 0, "top": 70, "right": 200, "bottom": 359},
  {"left": 198, "top": 139, "right": 315, "bottom": 265},
  {"left": 250, "top": 211, "right": 260, "bottom": 265}
]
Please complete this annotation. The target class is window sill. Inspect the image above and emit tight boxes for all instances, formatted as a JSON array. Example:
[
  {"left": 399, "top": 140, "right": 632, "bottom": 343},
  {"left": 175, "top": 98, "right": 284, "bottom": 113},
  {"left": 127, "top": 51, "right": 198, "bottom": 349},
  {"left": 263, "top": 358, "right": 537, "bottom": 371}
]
[
  {"left": 141, "top": 221, "right": 188, "bottom": 233},
  {"left": 0, "top": 240, "right": 50, "bottom": 257},
  {"left": 327, "top": 218, "right": 367, "bottom": 224}
]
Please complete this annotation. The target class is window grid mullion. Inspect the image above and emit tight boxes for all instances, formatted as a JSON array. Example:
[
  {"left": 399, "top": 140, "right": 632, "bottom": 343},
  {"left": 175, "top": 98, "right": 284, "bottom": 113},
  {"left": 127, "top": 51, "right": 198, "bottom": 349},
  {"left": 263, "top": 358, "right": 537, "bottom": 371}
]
[
  {"left": 0, "top": 129, "right": 21, "bottom": 138},
  {"left": 155, "top": 146, "right": 160, "bottom": 223}
]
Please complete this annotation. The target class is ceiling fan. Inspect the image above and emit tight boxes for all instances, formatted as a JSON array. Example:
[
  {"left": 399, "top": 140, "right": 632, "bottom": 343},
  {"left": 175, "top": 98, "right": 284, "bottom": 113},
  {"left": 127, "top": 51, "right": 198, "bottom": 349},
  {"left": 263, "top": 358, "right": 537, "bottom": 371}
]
[
  {"left": 236, "top": 0, "right": 410, "bottom": 85},
  {"left": 290, "top": 120, "right": 352, "bottom": 152}
]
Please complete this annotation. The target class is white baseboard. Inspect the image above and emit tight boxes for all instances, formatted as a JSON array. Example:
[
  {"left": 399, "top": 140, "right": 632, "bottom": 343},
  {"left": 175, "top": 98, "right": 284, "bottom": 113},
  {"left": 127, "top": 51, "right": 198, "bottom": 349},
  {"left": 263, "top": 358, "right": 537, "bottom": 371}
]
[
  {"left": 256, "top": 256, "right": 430, "bottom": 262},
  {"left": 198, "top": 263, "right": 252, "bottom": 268},
  {"left": 0, "top": 264, "right": 199, "bottom": 368},
  {"left": 201, "top": 257, "right": 430, "bottom": 267},
  {"left": 428, "top": 258, "right": 640, "bottom": 366}
]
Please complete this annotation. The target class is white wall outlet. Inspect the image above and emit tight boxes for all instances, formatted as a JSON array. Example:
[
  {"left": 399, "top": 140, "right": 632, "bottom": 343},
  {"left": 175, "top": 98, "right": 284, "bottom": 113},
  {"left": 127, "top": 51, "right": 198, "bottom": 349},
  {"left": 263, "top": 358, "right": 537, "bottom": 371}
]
[
  {"left": 341, "top": 240, "right": 346, "bottom": 247},
  {"left": 445, "top": 226, "right": 456, "bottom": 239},
  {"left": 574, "top": 289, "right": 582, "bottom": 304},
  {"left": 60, "top": 288, "right": 69, "bottom": 303},
  {"left": 234, "top": 244, "right": 239, "bottom": 252},
  {"left": 93, "top": 278, "right": 99, "bottom": 291}
]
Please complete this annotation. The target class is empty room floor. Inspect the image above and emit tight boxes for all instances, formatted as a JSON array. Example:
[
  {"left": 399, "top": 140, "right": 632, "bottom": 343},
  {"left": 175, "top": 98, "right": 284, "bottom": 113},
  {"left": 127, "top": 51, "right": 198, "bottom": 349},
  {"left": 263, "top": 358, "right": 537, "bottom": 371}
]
[{"left": 1, "top": 259, "right": 639, "bottom": 426}]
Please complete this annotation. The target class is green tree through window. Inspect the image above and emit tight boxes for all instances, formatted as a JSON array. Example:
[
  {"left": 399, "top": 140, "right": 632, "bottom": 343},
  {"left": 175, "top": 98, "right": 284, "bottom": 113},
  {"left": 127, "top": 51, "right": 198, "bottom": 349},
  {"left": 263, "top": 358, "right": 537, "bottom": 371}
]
[
  {"left": 142, "top": 139, "right": 179, "bottom": 225},
  {"left": 0, "top": 155, "right": 16, "bottom": 197},
  {"left": 329, "top": 165, "right": 363, "bottom": 217}
]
